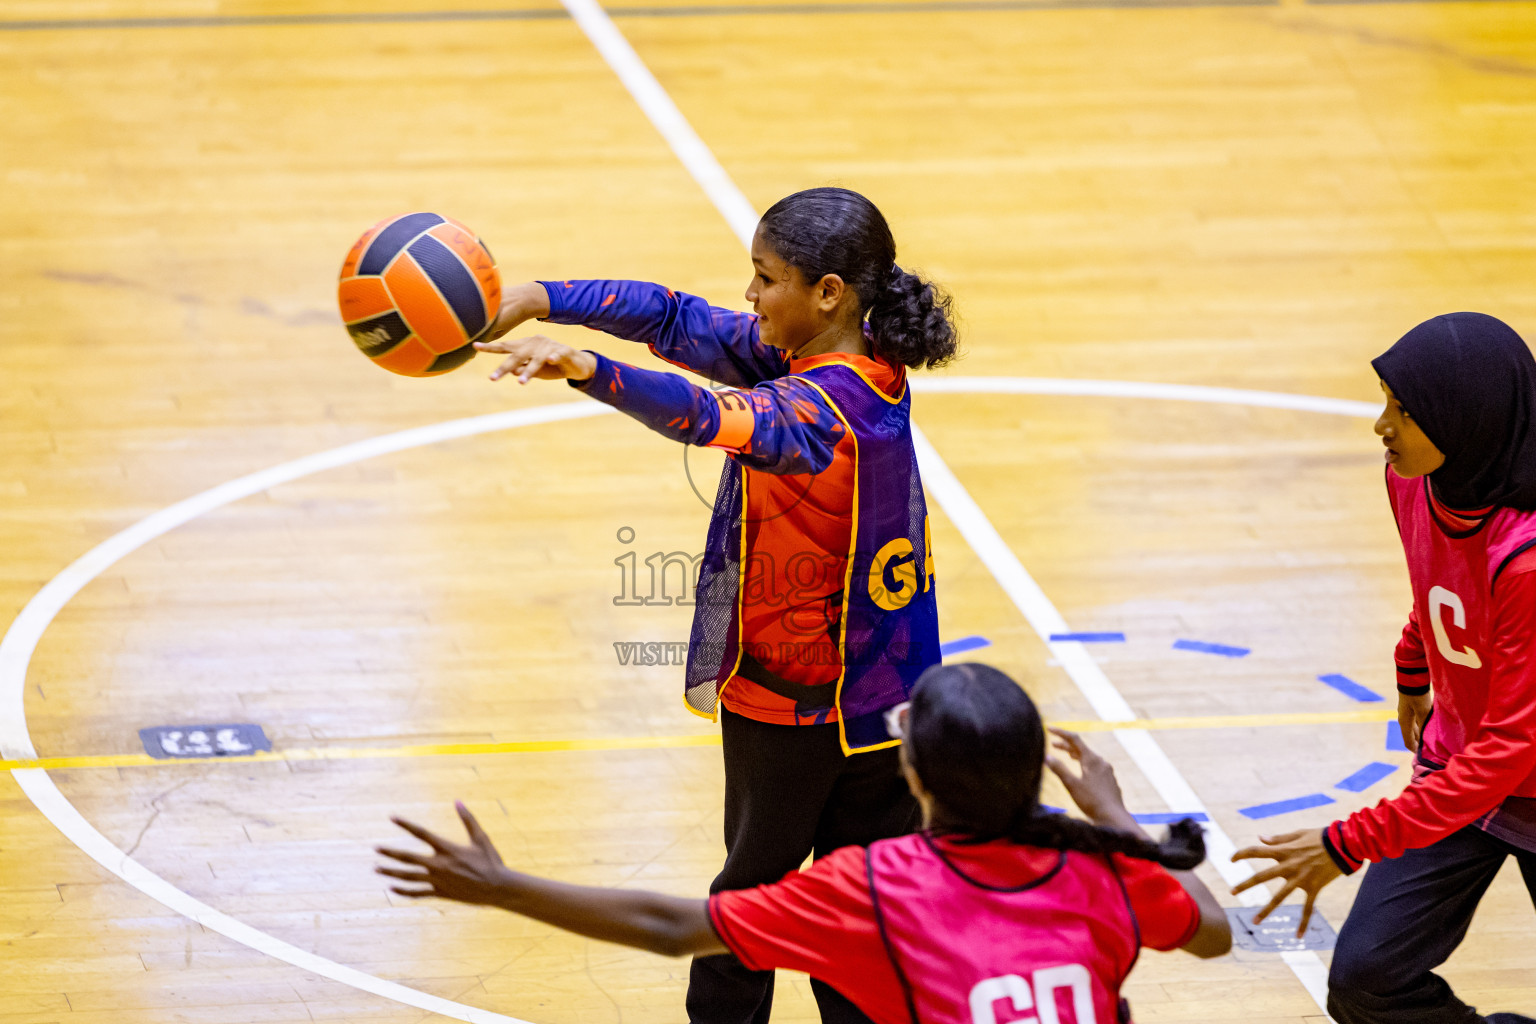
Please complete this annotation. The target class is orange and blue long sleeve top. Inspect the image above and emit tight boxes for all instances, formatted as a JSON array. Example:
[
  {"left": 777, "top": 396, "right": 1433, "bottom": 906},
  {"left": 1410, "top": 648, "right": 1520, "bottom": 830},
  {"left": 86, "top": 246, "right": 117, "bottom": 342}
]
[{"left": 542, "top": 279, "right": 909, "bottom": 727}]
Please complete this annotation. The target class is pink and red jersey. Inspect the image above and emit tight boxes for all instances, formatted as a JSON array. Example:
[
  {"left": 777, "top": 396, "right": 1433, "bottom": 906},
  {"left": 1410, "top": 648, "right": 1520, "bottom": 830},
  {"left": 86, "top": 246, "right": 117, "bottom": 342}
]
[
  {"left": 1325, "top": 469, "right": 1536, "bottom": 870},
  {"left": 708, "top": 833, "right": 1199, "bottom": 1024}
]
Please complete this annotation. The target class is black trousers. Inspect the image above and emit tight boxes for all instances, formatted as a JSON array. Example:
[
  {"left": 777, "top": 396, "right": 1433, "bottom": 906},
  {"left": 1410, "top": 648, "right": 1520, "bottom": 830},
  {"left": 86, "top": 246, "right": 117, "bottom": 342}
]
[
  {"left": 687, "top": 708, "right": 921, "bottom": 1024},
  {"left": 1328, "top": 824, "right": 1536, "bottom": 1023}
]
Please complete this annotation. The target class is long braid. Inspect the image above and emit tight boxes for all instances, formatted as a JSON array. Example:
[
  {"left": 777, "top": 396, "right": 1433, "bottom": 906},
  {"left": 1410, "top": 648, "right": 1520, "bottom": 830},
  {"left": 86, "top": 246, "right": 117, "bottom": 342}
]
[{"left": 1007, "top": 809, "right": 1205, "bottom": 871}]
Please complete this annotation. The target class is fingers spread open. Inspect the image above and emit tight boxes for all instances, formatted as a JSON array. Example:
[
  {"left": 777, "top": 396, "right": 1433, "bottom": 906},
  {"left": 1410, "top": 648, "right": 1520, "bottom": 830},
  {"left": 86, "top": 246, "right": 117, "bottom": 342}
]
[
  {"left": 457, "top": 801, "right": 493, "bottom": 848},
  {"left": 390, "top": 817, "right": 452, "bottom": 853},
  {"left": 1047, "top": 727, "right": 1083, "bottom": 748},
  {"left": 1249, "top": 880, "right": 1295, "bottom": 926},
  {"left": 1297, "top": 892, "right": 1318, "bottom": 939},
  {"left": 376, "top": 866, "right": 430, "bottom": 882},
  {"left": 1230, "top": 874, "right": 1261, "bottom": 896},
  {"left": 390, "top": 887, "right": 435, "bottom": 899},
  {"left": 1231, "top": 862, "right": 1286, "bottom": 895},
  {"left": 376, "top": 845, "right": 433, "bottom": 867}
]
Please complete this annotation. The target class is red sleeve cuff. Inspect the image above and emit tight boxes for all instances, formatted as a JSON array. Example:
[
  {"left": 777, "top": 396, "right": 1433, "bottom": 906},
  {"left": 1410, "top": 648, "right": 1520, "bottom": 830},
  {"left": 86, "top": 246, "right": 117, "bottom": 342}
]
[
  {"left": 1322, "top": 822, "right": 1363, "bottom": 875},
  {"left": 1395, "top": 665, "right": 1430, "bottom": 696}
]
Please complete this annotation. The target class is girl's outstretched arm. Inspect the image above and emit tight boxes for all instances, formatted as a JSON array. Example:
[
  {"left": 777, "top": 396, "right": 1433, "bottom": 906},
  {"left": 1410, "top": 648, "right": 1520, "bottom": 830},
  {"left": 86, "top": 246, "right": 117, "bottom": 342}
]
[
  {"left": 377, "top": 803, "right": 728, "bottom": 959},
  {"left": 476, "top": 334, "right": 845, "bottom": 477},
  {"left": 493, "top": 280, "right": 788, "bottom": 388}
]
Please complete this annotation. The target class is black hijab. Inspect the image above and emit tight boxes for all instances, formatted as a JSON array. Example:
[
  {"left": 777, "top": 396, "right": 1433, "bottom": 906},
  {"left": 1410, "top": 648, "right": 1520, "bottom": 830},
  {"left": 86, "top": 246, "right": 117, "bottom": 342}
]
[{"left": 1371, "top": 312, "right": 1536, "bottom": 512}]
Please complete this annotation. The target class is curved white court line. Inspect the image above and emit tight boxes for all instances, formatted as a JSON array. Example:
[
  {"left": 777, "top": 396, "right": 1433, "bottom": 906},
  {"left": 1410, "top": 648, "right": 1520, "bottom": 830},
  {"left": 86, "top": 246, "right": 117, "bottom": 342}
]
[
  {"left": 0, "top": 402, "right": 614, "bottom": 1024},
  {"left": 1, "top": 378, "right": 1374, "bottom": 1019}
]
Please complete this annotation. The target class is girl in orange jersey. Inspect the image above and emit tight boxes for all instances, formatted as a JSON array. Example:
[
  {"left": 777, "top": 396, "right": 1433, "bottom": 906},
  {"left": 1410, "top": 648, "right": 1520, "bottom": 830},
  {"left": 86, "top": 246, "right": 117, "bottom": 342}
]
[{"left": 476, "top": 188, "right": 956, "bottom": 1024}]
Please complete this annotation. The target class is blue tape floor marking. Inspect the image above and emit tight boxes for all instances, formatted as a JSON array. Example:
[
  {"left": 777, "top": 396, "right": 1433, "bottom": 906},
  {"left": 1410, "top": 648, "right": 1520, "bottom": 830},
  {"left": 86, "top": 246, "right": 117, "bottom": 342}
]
[
  {"left": 1172, "top": 638, "right": 1250, "bottom": 658},
  {"left": 1039, "top": 806, "right": 1208, "bottom": 823},
  {"left": 1318, "top": 673, "right": 1385, "bottom": 703},
  {"left": 1238, "top": 793, "right": 1336, "bottom": 819},
  {"left": 950, "top": 632, "right": 1403, "bottom": 820},
  {"left": 1048, "top": 631, "right": 1126, "bottom": 643},
  {"left": 1133, "top": 811, "right": 1210, "bottom": 824},
  {"left": 1335, "top": 762, "right": 1398, "bottom": 793},
  {"left": 939, "top": 635, "right": 991, "bottom": 656}
]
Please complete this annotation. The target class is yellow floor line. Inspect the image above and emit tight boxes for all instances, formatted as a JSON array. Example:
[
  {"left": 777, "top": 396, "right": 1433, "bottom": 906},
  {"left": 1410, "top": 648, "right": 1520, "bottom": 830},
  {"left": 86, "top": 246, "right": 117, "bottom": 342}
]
[{"left": 0, "top": 708, "right": 1396, "bottom": 772}]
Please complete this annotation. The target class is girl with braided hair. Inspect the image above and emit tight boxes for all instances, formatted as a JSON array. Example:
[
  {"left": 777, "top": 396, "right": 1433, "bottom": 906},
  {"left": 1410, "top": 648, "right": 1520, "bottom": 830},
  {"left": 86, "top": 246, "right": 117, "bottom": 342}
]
[
  {"left": 471, "top": 187, "right": 956, "bottom": 1023},
  {"left": 376, "top": 662, "right": 1231, "bottom": 1024}
]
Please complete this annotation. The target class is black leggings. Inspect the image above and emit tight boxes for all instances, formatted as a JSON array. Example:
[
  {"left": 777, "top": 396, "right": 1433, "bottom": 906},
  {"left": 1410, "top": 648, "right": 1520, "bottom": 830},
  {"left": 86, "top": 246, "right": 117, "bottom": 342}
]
[
  {"left": 1328, "top": 824, "right": 1536, "bottom": 1023},
  {"left": 687, "top": 709, "right": 920, "bottom": 1024}
]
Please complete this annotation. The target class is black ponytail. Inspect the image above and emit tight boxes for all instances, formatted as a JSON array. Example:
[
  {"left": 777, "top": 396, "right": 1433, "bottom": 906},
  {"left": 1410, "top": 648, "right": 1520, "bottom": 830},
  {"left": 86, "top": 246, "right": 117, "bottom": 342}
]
[
  {"left": 907, "top": 662, "right": 1207, "bottom": 871},
  {"left": 868, "top": 265, "right": 958, "bottom": 371},
  {"left": 758, "top": 187, "right": 959, "bottom": 370}
]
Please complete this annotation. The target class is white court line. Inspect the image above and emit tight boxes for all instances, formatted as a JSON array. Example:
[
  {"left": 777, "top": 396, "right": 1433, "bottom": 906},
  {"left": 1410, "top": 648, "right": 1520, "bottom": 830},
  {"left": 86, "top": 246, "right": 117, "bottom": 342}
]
[
  {"left": 910, "top": 426, "right": 1334, "bottom": 1009},
  {"left": 914, "top": 375, "right": 1378, "bottom": 419},
  {"left": 0, "top": 403, "right": 615, "bottom": 1024},
  {"left": 556, "top": 0, "right": 1344, "bottom": 1012},
  {"left": 561, "top": 0, "right": 759, "bottom": 247},
  {"left": 9, "top": 769, "right": 530, "bottom": 1024}
]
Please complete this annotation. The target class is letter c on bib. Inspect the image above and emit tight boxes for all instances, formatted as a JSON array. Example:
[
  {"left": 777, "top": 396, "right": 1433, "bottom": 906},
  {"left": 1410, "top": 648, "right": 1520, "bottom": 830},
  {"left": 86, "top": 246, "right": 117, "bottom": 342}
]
[
  {"left": 869, "top": 538, "right": 919, "bottom": 611},
  {"left": 1428, "top": 585, "right": 1482, "bottom": 670}
]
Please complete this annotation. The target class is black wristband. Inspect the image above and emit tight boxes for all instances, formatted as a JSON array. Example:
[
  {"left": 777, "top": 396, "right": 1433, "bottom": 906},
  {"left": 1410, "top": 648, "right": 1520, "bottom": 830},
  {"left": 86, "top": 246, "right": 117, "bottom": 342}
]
[
  {"left": 1320, "top": 827, "right": 1358, "bottom": 876},
  {"left": 1397, "top": 682, "right": 1431, "bottom": 696}
]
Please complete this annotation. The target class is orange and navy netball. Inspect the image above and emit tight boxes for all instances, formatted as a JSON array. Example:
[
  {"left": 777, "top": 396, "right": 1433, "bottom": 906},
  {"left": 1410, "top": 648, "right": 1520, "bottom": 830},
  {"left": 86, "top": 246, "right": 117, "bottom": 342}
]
[{"left": 337, "top": 213, "right": 501, "bottom": 377}]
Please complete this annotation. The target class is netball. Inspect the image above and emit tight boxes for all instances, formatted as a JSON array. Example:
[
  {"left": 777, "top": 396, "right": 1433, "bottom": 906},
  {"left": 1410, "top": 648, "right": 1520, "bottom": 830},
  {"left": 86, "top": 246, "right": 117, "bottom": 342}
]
[{"left": 337, "top": 212, "right": 501, "bottom": 377}]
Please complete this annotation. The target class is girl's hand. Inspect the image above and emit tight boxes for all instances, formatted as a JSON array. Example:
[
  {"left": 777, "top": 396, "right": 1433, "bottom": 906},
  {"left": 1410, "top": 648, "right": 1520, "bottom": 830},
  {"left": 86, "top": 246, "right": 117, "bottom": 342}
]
[
  {"left": 475, "top": 334, "right": 597, "bottom": 384},
  {"left": 488, "top": 282, "right": 553, "bottom": 340},
  {"left": 1230, "top": 829, "right": 1342, "bottom": 937},
  {"left": 1398, "top": 691, "right": 1432, "bottom": 752},
  {"left": 1045, "top": 727, "right": 1131, "bottom": 827},
  {"left": 375, "top": 802, "right": 512, "bottom": 906}
]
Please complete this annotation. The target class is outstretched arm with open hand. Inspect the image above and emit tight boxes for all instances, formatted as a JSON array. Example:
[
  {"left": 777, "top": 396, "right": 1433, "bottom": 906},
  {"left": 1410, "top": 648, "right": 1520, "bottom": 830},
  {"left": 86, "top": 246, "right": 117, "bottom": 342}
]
[
  {"left": 1230, "top": 829, "right": 1342, "bottom": 937},
  {"left": 376, "top": 802, "right": 726, "bottom": 958},
  {"left": 474, "top": 333, "right": 597, "bottom": 384}
]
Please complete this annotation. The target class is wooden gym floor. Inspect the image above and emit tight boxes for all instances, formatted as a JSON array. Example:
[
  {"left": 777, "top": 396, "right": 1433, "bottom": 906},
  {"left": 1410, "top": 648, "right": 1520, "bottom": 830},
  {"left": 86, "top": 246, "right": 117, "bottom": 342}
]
[{"left": 4, "top": 1, "right": 1536, "bottom": 1021}]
